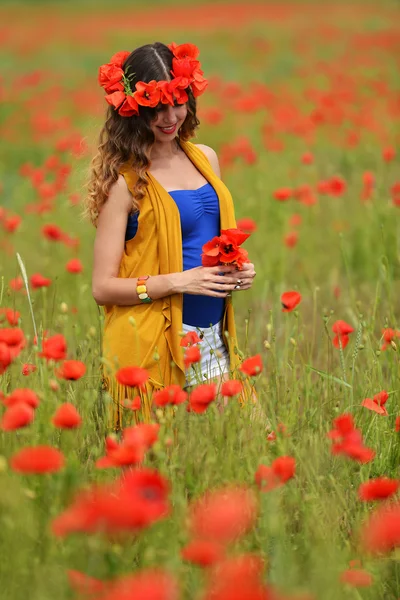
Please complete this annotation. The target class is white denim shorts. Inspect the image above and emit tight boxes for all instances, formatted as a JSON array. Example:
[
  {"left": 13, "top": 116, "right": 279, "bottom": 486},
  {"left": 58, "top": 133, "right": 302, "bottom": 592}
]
[{"left": 182, "top": 319, "right": 230, "bottom": 388}]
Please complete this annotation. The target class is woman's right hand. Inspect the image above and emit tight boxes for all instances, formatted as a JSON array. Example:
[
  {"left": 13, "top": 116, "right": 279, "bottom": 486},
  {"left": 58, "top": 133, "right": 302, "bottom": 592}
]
[{"left": 173, "top": 265, "right": 240, "bottom": 298}]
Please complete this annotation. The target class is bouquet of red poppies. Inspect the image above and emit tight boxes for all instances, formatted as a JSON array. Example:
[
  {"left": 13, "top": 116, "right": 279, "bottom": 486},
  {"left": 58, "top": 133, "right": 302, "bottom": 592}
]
[{"left": 201, "top": 228, "right": 251, "bottom": 270}]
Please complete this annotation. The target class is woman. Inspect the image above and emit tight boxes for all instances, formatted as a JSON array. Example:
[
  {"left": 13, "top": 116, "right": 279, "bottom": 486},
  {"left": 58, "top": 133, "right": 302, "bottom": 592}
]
[{"left": 85, "top": 42, "right": 256, "bottom": 431}]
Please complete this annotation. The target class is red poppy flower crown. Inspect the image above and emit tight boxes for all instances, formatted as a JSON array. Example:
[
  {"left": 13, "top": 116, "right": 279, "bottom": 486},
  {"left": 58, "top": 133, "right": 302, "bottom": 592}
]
[{"left": 98, "top": 42, "right": 208, "bottom": 118}]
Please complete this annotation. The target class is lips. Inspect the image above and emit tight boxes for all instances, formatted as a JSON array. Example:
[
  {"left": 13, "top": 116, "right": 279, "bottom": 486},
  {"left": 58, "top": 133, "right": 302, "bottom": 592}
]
[{"left": 158, "top": 124, "right": 177, "bottom": 134}]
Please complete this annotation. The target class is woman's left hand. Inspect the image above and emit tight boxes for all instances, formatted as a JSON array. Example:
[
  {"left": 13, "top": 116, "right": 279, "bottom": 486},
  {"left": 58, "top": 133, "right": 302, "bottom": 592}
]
[{"left": 232, "top": 262, "right": 256, "bottom": 291}]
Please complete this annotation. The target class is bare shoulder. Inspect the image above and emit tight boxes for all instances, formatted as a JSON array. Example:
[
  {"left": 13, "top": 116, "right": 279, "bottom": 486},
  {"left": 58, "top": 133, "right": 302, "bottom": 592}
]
[
  {"left": 99, "top": 174, "right": 132, "bottom": 218},
  {"left": 195, "top": 144, "right": 221, "bottom": 178}
]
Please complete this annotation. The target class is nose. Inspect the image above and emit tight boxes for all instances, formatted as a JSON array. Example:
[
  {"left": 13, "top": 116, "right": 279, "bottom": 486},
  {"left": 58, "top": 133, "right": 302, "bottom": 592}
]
[{"left": 162, "top": 105, "right": 178, "bottom": 124}]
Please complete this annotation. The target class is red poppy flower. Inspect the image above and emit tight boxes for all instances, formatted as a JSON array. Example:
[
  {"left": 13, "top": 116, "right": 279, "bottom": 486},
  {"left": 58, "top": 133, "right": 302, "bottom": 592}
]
[
  {"left": 181, "top": 539, "right": 224, "bottom": 567},
  {"left": 361, "top": 390, "right": 389, "bottom": 416},
  {"left": 158, "top": 79, "right": 189, "bottom": 105},
  {"left": 116, "top": 366, "right": 149, "bottom": 389},
  {"left": 123, "top": 423, "right": 160, "bottom": 450},
  {"left": 236, "top": 217, "right": 257, "bottom": 233},
  {"left": 332, "top": 320, "right": 354, "bottom": 349},
  {"left": 284, "top": 232, "right": 298, "bottom": 248},
  {"left": 274, "top": 187, "right": 292, "bottom": 201},
  {"left": 172, "top": 56, "right": 199, "bottom": 81},
  {"left": 328, "top": 175, "right": 346, "bottom": 196},
  {"left": 281, "top": 290, "right": 302, "bottom": 312},
  {"left": 255, "top": 456, "right": 296, "bottom": 492},
  {"left": 340, "top": 568, "right": 373, "bottom": 587},
  {"left": 301, "top": 151, "right": 314, "bottom": 164},
  {"left": 9, "top": 276, "right": 23, "bottom": 291},
  {"left": 22, "top": 363, "right": 37, "bottom": 376},
  {"left": 328, "top": 413, "right": 375, "bottom": 464},
  {"left": 98, "top": 51, "right": 129, "bottom": 93},
  {"left": 127, "top": 396, "right": 141, "bottom": 411},
  {"left": 358, "top": 477, "right": 399, "bottom": 501},
  {"left": 66, "top": 258, "right": 83, "bottom": 273},
  {"left": 3, "top": 388, "right": 39, "bottom": 408},
  {"left": 189, "top": 383, "right": 216, "bottom": 414},
  {"left": 105, "top": 90, "right": 126, "bottom": 110},
  {"left": 288, "top": 213, "right": 302, "bottom": 227},
  {"left": 180, "top": 330, "right": 201, "bottom": 347},
  {"left": 52, "top": 403, "right": 82, "bottom": 429},
  {"left": 39, "top": 333, "right": 67, "bottom": 361},
  {"left": 3, "top": 215, "right": 21, "bottom": 233},
  {"left": 10, "top": 445, "right": 65, "bottom": 474},
  {"left": 191, "top": 68, "right": 208, "bottom": 97},
  {"left": 1, "top": 403, "right": 35, "bottom": 431},
  {"left": 220, "top": 228, "right": 250, "bottom": 246},
  {"left": 381, "top": 328, "right": 400, "bottom": 350},
  {"left": 0, "top": 344, "right": 11, "bottom": 374},
  {"left": 134, "top": 80, "right": 161, "bottom": 108},
  {"left": 396, "top": 416, "right": 400, "bottom": 432},
  {"left": 361, "top": 503, "right": 400, "bottom": 554},
  {"left": 239, "top": 354, "right": 263, "bottom": 376},
  {"left": 41, "top": 224, "right": 64, "bottom": 241},
  {"left": 189, "top": 486, "right": 258, "bottom": 544},
  {"left": 201, "top": 236, "right": 222, "bottom": 267},
  {"left": 56, "top": 360, "right": 86, "bottom": 380},
  {"left": 52, "top": 468, "right": 169, "bottom": 536},
  {"left": 97, "top": 570, "right": 178, "bottom": 600},
  {"left": 0, "top": 308, "right": 20, "bottom": 326},
  {"left": 184, "top": 345, "right": 201, "bottom": 369},
  {"left": 216, "top": 233, "right": 241, "bottom": 264},
  {"left": 383, "top": 146, "right": 395, "bottom": 162},
  {"left": 30, "top": 273, "right": 52, "bottom": 289},
  {"left": 170, "top": 42, "right": 200, "bottom": 60},
  {"left": 153, "top": 385, "right": 188, "bottom": 407},
  {"left": 118, "top": 94, "right": 140, "bottom": 117},
  {"left": 221, "top": 379, "right": 243, "bottom": 397}
]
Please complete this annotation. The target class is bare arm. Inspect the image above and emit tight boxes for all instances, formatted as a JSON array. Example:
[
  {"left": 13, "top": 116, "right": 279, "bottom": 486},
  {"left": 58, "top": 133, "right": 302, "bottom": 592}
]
[
  {"left": 92, "top": 175, "right": 179, "bottom": 306},
  {"left": 92, "top": 175, "right": 239, "bottom": 306}
]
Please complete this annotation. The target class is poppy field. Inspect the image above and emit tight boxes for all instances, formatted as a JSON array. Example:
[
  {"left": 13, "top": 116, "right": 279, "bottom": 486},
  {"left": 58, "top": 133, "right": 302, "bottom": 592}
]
[{"left": 1, "top": 1, "right": 400, "bottom": 598}]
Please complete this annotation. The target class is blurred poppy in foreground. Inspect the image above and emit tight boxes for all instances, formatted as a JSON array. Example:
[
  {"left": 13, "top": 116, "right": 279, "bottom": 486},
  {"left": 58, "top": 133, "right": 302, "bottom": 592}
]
[
  {"left": 340, "top": 568, "right": 373, "bottom": 587},
  {"left": 181, "top": 539, "right": 224, "bottom": 567},
  {"left": 328, "top": 414, "right": 375, "bottom": 463},
  {"left": 361, "top": 503, "right": 400, "bottom": 554},
  {"left": 188, "top": 486, "right": 258, "bottom": 544},
  {"left": 358, "top": 477, "right": 399, "bottom": 501},
  {"left": 10, "top": 445, "right": 65, "bottom": 474},
  {"left": 52, "top": 467, "right": 169, "bottom": 536}
]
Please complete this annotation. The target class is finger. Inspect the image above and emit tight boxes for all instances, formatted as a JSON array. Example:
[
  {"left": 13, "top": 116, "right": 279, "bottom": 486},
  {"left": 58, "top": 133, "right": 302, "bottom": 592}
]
[
  {"left": 209, "top": 265, "right": 237, "bottom": 272},
  {"left": 205, "top": 290, "right": 231, "bottom": 298},
  {"left": 209, "top": 282, "right": 239, "bottom": 291}
]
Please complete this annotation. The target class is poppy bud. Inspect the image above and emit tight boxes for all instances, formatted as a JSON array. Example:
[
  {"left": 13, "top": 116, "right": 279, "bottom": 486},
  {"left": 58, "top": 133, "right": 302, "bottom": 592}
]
[{"left": 263, "top": 340, "right": 271, "bottom": 349}]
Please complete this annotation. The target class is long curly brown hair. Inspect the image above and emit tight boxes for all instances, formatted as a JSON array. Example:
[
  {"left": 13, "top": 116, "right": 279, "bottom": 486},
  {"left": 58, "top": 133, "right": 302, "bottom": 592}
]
[{"left": 84, "top": 42, "right": 200, "bottom": 226}]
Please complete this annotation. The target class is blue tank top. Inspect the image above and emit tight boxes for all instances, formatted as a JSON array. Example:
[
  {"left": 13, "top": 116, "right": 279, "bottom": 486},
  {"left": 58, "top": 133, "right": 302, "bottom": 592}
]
[{"left": 125, "top": 182, "right": 225, "bottom": 327}]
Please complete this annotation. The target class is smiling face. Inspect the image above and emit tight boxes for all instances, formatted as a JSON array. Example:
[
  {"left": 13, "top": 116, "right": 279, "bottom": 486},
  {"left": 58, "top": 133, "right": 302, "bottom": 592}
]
[{"left": 150, "top": 102, "right": 188, "bottom": 143}]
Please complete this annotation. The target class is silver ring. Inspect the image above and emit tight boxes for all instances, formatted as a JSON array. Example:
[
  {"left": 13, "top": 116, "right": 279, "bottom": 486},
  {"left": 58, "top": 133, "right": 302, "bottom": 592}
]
[
  {"left": 234, "top": 284, "right": 241, "bottom": 290},
  {"left": 237, "top": 279, "right": 243, "bottom": 285}
]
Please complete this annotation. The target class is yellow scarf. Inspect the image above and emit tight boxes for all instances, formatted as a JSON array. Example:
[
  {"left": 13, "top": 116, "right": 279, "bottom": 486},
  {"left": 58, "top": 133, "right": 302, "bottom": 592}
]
[{"left": 102, "top": 140, "right": 250, "bottom": 430}]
